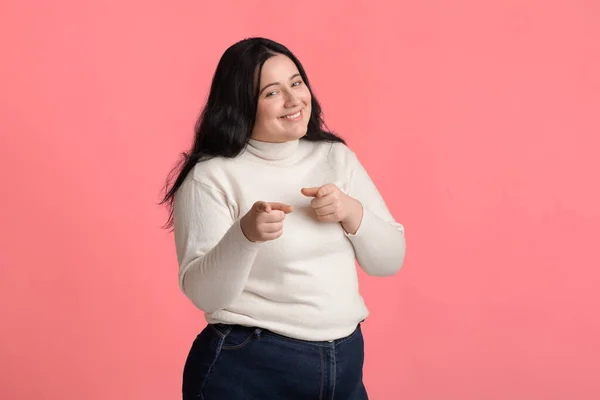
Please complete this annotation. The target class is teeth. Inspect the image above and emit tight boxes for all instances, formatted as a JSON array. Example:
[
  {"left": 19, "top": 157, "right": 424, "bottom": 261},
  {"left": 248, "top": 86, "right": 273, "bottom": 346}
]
[{"left": 284, "top": 111, "right": 301, "bottom": 119}]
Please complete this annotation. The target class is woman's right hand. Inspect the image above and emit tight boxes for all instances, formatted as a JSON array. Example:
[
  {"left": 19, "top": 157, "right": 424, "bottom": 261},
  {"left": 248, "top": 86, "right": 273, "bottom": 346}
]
[{"left": 240, "top": 201, "right": 293, "bottom": 243}]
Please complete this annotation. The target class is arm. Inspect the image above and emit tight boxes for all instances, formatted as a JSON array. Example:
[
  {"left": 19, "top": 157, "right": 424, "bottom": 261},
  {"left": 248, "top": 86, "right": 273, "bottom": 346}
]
[
  {"left": 344, "top": 151, "right": 406, "bottom": 276},
  {"left": 173, "top": 177, "right": 261, "bottom": 312}
]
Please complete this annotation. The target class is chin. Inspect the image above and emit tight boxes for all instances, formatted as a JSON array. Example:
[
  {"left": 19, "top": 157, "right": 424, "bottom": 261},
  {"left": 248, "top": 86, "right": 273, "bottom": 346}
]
[
  {"left": 289, "top": 127, "right": 308, "bottom": 140},
  {"left": 274, "top": 123, "right": 308, "bottom": 141}
]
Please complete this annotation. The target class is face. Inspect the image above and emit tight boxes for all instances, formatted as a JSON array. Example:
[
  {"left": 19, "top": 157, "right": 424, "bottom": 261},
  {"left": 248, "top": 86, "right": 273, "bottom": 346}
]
[{"left": 251, "top": 54, "right": 312, "bottom": 143}]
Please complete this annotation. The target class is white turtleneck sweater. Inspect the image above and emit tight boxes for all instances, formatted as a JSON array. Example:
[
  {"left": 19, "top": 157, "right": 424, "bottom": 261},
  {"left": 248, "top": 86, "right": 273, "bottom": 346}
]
[{"left": 173, "top": 138, "right": 406, "bottom": 341}]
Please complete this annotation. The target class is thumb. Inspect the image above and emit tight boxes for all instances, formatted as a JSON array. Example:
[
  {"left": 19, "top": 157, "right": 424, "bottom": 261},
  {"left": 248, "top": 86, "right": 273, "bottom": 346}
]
[
  {"left": 254, "top": 201, "right": 272, "bottom": 213},
  {"left": 301, "top": 187, "right": 320, "bottom": 197}
]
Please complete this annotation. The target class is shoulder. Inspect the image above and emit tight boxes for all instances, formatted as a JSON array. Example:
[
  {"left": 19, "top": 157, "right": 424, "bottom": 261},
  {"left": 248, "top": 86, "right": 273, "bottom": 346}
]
[
  {"left": 324, "top": 141, "right": 360, "bottom": 169},
  {"left": 190, "top": 155, "right": 231, "bottom": 181},
  {"left": 175, "top": 155, "right": 238, "bottom": 198}
]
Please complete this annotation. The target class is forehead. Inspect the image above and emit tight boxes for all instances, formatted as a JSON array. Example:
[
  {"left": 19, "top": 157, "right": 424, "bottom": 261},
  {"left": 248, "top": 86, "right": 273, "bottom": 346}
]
[{"left": 260, "top": 54, "right": 299, "bottom": 80}]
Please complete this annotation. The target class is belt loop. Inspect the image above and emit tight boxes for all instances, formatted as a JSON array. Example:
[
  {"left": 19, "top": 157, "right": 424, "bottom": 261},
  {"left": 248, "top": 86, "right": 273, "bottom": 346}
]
[{"left": 254, "top": 328, "right": 263, "bottom": 338}]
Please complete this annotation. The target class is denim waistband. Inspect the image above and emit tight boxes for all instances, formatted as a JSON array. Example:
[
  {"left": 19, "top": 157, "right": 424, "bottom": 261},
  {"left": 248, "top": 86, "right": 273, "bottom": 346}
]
[{"left": 210, "top": 322, "right": 362, "bottom": 348}]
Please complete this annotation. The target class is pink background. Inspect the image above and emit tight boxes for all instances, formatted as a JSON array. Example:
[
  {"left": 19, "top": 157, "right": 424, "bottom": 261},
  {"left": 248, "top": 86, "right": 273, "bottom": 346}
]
[{"left": 1, "top": 1, "right": 599, "bottom": 399}]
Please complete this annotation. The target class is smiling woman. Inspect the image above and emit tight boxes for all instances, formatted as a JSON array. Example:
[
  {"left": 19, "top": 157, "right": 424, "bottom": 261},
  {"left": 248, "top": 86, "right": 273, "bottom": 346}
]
[{"left": 160, "top": 37, "right": 406, "bottom": 399}]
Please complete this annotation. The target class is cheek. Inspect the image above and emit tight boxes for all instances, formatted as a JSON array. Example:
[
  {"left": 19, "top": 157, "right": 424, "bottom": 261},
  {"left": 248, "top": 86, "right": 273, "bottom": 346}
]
[
  {"left": 302, "top": 89, "right": 312, "bottom": 105},
  {"left": 303, "top": 92, "right": 312, "bottom": 115},
  {"left": 256, "top": 103, "right": 277, "bottom": 124}
]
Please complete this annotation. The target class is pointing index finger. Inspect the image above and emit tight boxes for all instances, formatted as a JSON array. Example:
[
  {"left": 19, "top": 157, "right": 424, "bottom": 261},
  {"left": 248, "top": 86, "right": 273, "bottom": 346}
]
[
  {"left": 301, "top": 187, "right": 320, "bottom": 197},
  {"left": 268, "top": 202, "right": 294, "bottom": 214}
]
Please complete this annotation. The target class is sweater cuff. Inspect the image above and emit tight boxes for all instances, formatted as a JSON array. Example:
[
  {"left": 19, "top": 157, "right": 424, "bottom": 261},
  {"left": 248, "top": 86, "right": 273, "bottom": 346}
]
[
  {"left": 344, "top": 205, "right": 373, "bottom": 238},
  {"left": 230, "top": 219, "right": 263, "bottom": 252},
  {"left": 345, "top": 206, "right": 405, "bottom": 239}
]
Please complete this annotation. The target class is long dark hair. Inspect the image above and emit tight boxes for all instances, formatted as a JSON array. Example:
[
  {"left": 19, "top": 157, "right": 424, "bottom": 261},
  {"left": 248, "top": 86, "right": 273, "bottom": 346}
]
[{"left": 160, "top": 37, "right": 345, "bottom": 229}]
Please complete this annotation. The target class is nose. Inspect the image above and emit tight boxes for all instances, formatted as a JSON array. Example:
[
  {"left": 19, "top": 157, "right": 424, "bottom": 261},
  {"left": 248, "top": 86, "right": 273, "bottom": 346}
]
[{"left": 284, "top": 90, "right": 300, "bottom": 108}]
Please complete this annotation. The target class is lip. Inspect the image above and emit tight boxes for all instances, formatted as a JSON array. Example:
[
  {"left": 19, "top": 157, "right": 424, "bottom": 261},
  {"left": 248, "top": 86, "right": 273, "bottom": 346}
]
[{"left": 280, "top": 109, "right": 303, "bottom": 120}]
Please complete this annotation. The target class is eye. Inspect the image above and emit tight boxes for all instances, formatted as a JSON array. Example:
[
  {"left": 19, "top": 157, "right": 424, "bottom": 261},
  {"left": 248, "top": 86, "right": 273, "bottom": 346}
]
[
  {"left": 292, "top": 81, "right": 303, "bottom": 87},
  {"left": 266, "top": 90, "right": 278, "bottom": 97}
]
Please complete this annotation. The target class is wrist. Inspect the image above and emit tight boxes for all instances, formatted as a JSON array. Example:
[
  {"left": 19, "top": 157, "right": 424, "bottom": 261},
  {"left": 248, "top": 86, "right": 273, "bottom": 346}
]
[
  {"left": 239, "top": 215, "right": 254, "bottom": 242},
  {"left": 342, "top": 198, "right": 363, "bottom": 235}
]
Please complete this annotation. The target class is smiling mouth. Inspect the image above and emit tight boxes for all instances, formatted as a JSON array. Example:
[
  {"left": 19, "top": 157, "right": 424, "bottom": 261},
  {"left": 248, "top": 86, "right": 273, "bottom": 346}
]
[{"left": 280, "top": 109, "right": 303, "bottom": 120}]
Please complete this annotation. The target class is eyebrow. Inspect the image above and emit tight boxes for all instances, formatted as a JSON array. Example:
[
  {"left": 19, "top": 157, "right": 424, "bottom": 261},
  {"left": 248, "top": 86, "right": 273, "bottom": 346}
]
[{"left": 259, "top": 73, "right": 302, "bottom": 95}]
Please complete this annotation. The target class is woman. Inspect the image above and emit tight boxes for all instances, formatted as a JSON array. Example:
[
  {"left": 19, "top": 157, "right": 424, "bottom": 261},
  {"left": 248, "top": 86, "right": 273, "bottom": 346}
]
[{"left": 162, "top": 37, "right": 406, "bottom": 399}]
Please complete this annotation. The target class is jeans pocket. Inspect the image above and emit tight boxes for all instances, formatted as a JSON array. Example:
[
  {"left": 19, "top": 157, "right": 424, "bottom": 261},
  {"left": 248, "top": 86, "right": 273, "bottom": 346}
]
[{"left": 210, "top": 324, "right": 262, "bottom": 351}]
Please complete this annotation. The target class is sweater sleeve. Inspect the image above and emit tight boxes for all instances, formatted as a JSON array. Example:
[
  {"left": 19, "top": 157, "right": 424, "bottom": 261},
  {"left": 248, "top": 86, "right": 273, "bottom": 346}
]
[
  {"left": 344, "top": 150, "right": 406, "bottom": 276},
  {"left": 173, "top": 176, "right": 262, "bottom": 312}
]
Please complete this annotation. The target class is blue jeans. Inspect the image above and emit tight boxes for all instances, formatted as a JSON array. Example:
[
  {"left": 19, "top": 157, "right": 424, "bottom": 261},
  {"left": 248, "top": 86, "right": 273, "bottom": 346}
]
[{"left": 182, "top": 323, "right": 368, "bottom": 399}]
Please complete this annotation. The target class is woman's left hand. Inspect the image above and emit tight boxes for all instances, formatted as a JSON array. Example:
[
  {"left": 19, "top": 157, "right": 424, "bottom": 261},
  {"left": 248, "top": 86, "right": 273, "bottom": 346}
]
[{"left": 301, "top": 184, "right": 363, "bottom": 235}]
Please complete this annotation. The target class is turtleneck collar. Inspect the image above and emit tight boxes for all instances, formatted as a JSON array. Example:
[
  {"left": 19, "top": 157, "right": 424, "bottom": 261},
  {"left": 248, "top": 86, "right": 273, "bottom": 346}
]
[{"left": 245, "top": 138, "right": 301, "bottom": 161}]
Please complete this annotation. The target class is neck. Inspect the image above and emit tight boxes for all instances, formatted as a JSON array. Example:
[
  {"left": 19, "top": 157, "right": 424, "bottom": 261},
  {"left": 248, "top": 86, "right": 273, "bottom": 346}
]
[{"left": 246, "top": 138, "right": 301, "bottom": 161}]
